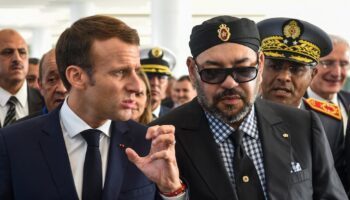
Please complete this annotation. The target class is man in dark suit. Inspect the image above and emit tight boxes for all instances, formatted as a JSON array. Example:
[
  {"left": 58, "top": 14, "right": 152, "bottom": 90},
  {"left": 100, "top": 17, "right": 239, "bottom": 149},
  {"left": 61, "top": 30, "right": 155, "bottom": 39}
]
[
  {"left": 257, "top": 17, "right": 346, "bottom": 188},
  {"left": 0, "top": 29, "right": 43, "bottom": 127},
  {"left": 306, "top": 35, "right": 350, "bottom": 134},
  {"left": 152, "top": 15, "right": 347, "bottom": 199},
  {"left": 306, "top": 35, "right": 350, "bottom": 192},
  {"left": 18, "top": 48, "right": 68, "bottom": 121},
  {"left": 0, "top": 15, "right": 186, "bottom": 200},
  {"left": 140, "top": 47, "right": 176, "bottom": 119}
]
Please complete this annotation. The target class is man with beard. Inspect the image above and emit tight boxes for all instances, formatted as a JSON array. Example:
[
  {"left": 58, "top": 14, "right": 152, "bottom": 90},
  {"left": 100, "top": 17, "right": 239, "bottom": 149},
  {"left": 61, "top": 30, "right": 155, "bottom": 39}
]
[
  {"left": 151, "top": 15, "right": 347, "bottom": 199},
  {"left": 0, "top": 29, "right": 43, "bottom": 127},
  {"left": 258, "top": 18, "right": 347, "bottom": 189}
]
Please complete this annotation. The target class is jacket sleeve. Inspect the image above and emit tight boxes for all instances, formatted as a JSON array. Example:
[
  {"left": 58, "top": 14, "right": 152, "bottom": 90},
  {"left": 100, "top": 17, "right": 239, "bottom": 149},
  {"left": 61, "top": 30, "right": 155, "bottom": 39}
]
[
  {"left": 0, "top": 130, "right": 13, "bottom": 200},
  {"left": 310, "top": 111, "right": 348, "bottom": 199}
]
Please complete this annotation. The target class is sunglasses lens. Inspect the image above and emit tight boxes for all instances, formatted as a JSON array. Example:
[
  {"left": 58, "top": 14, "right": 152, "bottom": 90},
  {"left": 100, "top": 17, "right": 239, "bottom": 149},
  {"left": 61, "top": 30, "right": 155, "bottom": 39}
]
[
  {"left": 199, "top": 69, "right": 226, "bottom": 84},
  {"left": 234, "top": 67, "right": 258, "bottom": 82},
  {"left": 199, "top": 67, "right": 257, "bottom": 84}
]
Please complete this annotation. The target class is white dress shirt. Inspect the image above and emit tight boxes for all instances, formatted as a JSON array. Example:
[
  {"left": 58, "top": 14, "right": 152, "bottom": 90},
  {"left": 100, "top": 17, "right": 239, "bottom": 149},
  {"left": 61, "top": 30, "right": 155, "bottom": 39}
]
[
  {"left": 60, "top": 98, "right": 185, "bottom": 200},
  {"left": 307, "top": 88, "right": 348, "bottom": 135},
  {"left": 0, "top": 81, "right": 29, "bottom": 126},
  {"left": 60, "top": 98, "right": 111, "bottom": 200},
  {"left": 152, "top": 104, "right": 161, "bottom": 118}
]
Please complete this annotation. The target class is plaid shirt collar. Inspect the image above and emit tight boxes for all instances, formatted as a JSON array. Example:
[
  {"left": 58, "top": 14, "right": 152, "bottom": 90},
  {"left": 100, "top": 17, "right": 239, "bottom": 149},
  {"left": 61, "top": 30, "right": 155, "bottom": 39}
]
[{"left": 205, "top": 105, "right": 259, "bottom": 144}]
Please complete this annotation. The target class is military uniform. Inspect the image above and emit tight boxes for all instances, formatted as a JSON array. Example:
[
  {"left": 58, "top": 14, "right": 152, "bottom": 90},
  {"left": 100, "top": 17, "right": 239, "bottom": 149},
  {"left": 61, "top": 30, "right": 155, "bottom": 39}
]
[
  {"left": 140, "top": 47, "right": 176, "bottom": 118},
  {"left": 258, "top": 18, "right": 347, "bottom": 189}
]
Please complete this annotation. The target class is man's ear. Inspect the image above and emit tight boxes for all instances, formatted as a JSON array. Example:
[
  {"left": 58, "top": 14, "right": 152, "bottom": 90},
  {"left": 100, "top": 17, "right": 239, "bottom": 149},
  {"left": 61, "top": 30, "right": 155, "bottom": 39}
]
[
  {"left": 186, "top": 57, "right": 197, "bottom": 85},
  {"left": 65, "top": 65, "right": 87, "bottom": 89},
  {"left": 311, "top": 67, "right": 318, "bottom": 79},
  {"left": 38, "top": 79, "right": 44, "bottom": 96}
]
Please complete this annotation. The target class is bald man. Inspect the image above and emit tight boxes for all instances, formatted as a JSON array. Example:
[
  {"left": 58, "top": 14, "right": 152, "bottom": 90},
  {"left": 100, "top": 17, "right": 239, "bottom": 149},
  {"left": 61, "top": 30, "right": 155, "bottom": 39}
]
[
  {"left": 0, "top": 29, "right": 43, "bottom": 127},
  {"left": 18, "top": 49, "right": 67, "bottom": 121}
]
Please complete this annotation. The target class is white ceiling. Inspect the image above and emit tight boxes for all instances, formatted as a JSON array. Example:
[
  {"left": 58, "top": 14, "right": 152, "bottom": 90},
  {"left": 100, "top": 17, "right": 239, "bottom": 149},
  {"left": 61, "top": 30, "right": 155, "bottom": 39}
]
[{"left": 1, "top": 0, "right": 350, "bottom": 57}]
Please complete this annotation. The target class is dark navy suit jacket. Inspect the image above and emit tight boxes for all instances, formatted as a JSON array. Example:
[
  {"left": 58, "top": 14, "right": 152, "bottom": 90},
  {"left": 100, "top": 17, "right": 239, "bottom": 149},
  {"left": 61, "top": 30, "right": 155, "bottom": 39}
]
[{"left": 0, "top": 107, "right": 158, "bottom": 200}]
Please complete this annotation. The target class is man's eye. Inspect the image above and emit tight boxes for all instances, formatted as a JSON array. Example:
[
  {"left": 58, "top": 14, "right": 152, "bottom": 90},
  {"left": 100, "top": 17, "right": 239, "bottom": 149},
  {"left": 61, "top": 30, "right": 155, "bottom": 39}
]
[
  {"left": 115, "top": 70, "right": 125, "bottom": 76},
  {"left": 269, "top": 64, "right": 283, "bottom": 71},
  {"left": 19, "top": 49, "right": 27, "bottom": 55},
  {"left": 1, "top": 49, "right": 14, "bottom": 56},
  {"left": 290, "top": 67, "right": 303, "bottom": 73},
  {"left": 136, "top": 92, "right": 144, "bottom": 97}
]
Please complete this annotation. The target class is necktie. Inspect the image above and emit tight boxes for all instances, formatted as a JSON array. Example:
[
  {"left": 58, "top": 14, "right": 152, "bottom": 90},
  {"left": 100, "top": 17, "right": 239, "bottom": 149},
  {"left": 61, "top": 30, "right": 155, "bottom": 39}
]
[
  {"left": 230, "top": 129, "right": 264, "bottom": 200},
  {"left": 81, "top": 129, "right": 102, "bottom": 200},
  {"left": 3, "top": 96, "right": 17, "bottom": 127}
]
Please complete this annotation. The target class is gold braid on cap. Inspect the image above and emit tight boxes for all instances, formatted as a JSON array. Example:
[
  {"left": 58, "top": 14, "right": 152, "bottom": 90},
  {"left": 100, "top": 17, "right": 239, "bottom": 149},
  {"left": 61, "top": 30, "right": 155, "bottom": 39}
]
[{"left": 261, "top": 36, "right": 320, "bottom": 63}]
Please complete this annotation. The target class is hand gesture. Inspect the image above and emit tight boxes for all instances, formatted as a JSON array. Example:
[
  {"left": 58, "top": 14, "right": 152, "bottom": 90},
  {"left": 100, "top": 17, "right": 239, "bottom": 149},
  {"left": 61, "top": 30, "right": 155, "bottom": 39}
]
[{"left": 125, "top": 125, "right": 182, "bottom": 193}]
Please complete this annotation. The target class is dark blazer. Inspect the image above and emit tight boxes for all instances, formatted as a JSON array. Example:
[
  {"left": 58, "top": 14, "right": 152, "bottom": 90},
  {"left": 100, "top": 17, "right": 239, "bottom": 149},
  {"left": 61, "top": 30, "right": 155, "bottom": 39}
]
[
  {"left": 338, "top": 90, "right": 350, "bottom": 113},
  {"left": 27, "top": 87, "right": 44, "bottom": 115},
  {"left": 159, "top": 105, "right": 171, "bottom": 118},
  {"left": 152, "top": 98, "right": 347, "bottom": 200},
  {"left": 303, "top": 99, "right": 345, "bottom": 184},
  {"left": 0, "top": 107, "right": 158, "bottom": 200}
]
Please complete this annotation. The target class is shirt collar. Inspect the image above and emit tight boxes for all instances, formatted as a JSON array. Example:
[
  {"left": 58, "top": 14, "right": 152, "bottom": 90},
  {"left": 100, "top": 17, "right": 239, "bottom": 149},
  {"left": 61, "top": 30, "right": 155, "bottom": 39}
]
[
  {"left": 152, "top": 104, "right": 161, "bottom": 118},
  {"left": 307, "top": 87, "right": 339, "bottom": 105},
  {"left": 205, "top": 105, "right": 258, "bottom": 144},
  {"left": 60, "top": 97, "right": 111, "bottom": 138},
  {"left": 0, "top": 80, "right": 28, "bottom": 107}
]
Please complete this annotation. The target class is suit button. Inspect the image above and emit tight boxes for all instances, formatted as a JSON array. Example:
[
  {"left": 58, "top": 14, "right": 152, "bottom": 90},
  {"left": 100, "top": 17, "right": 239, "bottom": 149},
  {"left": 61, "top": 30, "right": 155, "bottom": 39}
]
[
  {"left": 242, "top": 175, "right": 249, "bottom": 183},
  {"left": 282, "top": 133, "right": 288, "bottom": 138}
]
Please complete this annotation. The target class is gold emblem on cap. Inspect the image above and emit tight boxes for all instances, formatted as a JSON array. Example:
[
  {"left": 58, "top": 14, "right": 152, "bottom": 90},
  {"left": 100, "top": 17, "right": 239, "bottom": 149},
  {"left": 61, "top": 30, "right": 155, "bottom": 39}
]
[
  {"left": 283, "top": 20, "right": 301, "bottom": 39},
  {"left": 151, "top": 47, "right": 163, "bottom": 58},
  {"left": 282, "top": 133, "right": 289, "bottom": 138},
  {"left": 217, "top": 24, "right": 231, "bottom": 42}
]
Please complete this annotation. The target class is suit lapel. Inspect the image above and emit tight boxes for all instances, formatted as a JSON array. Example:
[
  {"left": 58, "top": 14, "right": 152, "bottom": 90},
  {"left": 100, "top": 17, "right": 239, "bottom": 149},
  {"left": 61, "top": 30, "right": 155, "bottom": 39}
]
[
  {"left": 27, "top": 86, "right": 44, "bottom": 114},
  {"left": 102, "top": 121, "right": 132, "bottom": 200},
  {"left": 39, "top": 108, "right": 79, "bottom": 200},
  {"left": 338, "top": 91, "right": 350, "bottom": 113},
  {"left": 177, "top": 100, "right": 237, "bottom": 200},
  {"left": 255, "top": 100, "right": 291, "bottom": 200}
]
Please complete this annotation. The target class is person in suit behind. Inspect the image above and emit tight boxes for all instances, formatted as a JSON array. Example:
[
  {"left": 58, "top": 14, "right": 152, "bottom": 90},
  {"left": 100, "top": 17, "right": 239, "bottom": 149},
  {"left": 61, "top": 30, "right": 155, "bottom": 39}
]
[
  {"left": 151, "top": 15, "right": 347, "bottom": 199},
  {"left": 257, "top": 17, "right": 346, "bottom": 188},
  {"left": 0, "top": 29, "right": 43, "bottom": 127},
  {"left": 0, "top": 15, "right": 186, "bottom": 200},
  {"left": 140, "top": 47, "right": 176, "bottom": 119},
  {"left": 26, "top": 57, "right": 40, "bottom": 90},
  {"left": 19, "top": 48, "right": 68, "bottom": 121},
  {"left": 306, "top": 34, "right": 350, "bottom": 135},
  {"left": 131, "top": 71, "right": 153, "bottom": 125},
  {"left": 172, "top": 75, "right": 197, "bottom": 108}
]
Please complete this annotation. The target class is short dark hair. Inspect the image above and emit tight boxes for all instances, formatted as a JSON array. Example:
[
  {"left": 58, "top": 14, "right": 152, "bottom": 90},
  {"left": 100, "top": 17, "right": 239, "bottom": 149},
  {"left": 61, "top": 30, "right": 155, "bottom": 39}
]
[
  {"left": 177, "top": 75, "right": 194, "bottom": 88},
  {"left": 177, "top": 75, "right": 190, "bottom": 82},
  {"left": 29, "top": 57, "right": 39, "bottom": 65},
  {"left": 38, "top": 53, "right": 47, "bottom": 82},
  {"left": 56, "top": 15, "right": 140, "bottom": 90}
]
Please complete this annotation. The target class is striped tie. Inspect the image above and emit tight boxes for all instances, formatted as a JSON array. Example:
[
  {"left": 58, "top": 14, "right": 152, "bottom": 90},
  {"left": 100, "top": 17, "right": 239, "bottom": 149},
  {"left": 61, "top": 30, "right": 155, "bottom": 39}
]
[{"left": 3, "top": 96, "right": 17, "bottom": 127}]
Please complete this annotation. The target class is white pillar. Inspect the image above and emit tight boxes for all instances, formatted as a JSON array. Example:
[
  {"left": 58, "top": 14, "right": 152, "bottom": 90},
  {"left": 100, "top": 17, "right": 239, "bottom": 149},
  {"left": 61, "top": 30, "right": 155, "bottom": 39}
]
[
  {"left": 30, "top": 27, "right": 52, "bottom": 58},
  {"left": 70, "top": 1, "right": 96, "bottom": 24},
  {"left": 151, "top": 0, "right": 192, "bottom": 78}
]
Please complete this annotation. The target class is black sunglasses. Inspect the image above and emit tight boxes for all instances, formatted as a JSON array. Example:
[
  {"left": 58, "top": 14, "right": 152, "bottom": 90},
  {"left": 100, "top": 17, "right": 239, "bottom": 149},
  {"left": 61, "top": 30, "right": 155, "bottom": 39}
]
[{"left": 194, "top": 60, "right": 259, "bottom": 84}]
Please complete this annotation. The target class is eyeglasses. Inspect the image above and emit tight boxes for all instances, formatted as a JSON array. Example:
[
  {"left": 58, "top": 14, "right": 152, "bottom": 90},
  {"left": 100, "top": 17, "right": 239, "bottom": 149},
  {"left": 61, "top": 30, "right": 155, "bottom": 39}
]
[
  {"left": 194, "top": 60, "right": 259, "bottom": 84},
  {"left": 319, "top": 60, "right": 350, "bottom": 69},
  {"left": 264, "top": 59, "right": 311, "bottom": 76},
  {"left": 146, "top": 73, "right": 169, "bottom": 81}
]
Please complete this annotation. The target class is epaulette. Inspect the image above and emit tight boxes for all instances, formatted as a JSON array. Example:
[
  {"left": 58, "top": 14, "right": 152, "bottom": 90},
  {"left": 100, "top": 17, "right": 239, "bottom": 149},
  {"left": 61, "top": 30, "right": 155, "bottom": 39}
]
[{"left": 304, "top": 98, "right": 342, "bottom": 120}]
